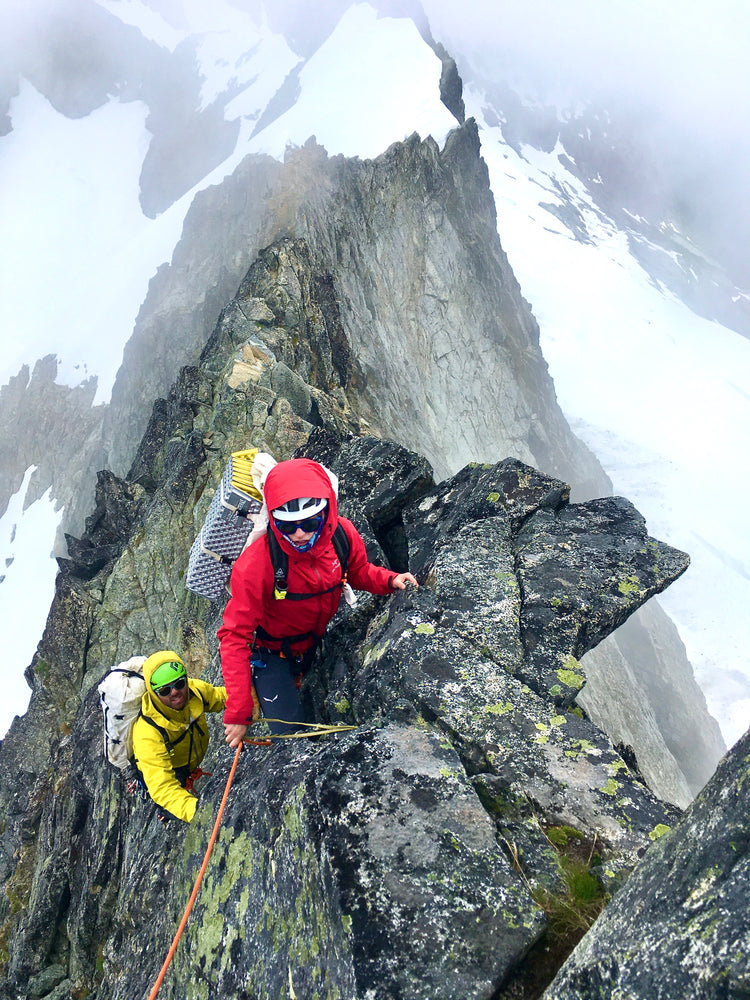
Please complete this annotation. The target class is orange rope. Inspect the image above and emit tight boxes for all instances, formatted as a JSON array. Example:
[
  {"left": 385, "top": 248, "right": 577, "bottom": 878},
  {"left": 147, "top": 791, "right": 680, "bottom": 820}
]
[{"left": 146, "top": 742, "right": 243, "bottom": 1000}]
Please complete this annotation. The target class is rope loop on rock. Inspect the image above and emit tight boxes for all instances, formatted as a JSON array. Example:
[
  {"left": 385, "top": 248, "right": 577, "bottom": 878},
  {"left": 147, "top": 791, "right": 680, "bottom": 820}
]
[{"left": 255, "top": 719, "right": 357, "bottom": 739}]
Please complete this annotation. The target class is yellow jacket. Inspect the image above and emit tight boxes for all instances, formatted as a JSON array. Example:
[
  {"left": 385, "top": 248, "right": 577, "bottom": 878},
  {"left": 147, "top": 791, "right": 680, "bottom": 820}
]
[{"left": 132, "top": 651, "right": 226, "bottom": 822}]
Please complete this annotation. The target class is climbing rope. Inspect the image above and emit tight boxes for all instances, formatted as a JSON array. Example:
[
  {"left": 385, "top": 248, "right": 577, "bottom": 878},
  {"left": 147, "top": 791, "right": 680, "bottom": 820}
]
[
  {"left": 145, "top": 719, "right": 355, "bottom": 996},
  {"left": 256, "top": 719, "right": 357, "bottom": 739},
  {"left": 146, "top": 741, "right": 242, "bottom": 1000}
]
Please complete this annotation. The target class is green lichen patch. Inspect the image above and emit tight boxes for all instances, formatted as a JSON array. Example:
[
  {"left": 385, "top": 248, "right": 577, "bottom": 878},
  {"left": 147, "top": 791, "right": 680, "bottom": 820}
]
[
  {"left": 553, "top": 655, "right": 585, "bottom": 692},
  {"left": 599, "top": 778, "right": 619, "bottom": 797},
  {"left": 486, "top": 702, "right": 514, "bottom": 716},
  {"left": 555, "top": 668, "right": 585, "bottom": 691},
  {"left": 414, "top": 623, "right": 436, "bottom": 636},
  {"left": 617, "top": 574, "right": 642, "bottom": 596},
  {"left": 648, "top": 823, "right": 672, "bottom": 841}
]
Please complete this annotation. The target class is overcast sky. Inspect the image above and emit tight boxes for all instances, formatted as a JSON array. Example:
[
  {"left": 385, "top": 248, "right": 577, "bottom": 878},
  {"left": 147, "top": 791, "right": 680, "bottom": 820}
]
[
  {"left": 422, "top": 0, "right": 748, "bottom": 116},
  {"left": 420, "top": 0, "right": 750, "bottom": 284}
]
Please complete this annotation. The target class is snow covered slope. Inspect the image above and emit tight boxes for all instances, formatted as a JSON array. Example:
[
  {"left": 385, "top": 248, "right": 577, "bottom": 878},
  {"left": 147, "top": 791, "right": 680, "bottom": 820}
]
[{"left": 463, "top": 92, "right": 750, "bottom": 746}]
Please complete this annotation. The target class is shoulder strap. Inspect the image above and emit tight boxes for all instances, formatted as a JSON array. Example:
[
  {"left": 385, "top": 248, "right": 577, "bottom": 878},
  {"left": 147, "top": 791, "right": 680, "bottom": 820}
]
[
  {"left": 137, "top": 692, "right": 206, "bottom": 759},
  {"left": 266, "top": 523, "right": 350, "bottom": 601},
  {"left": 266, "top": 525, "right": 289, "bottom": 599},
  {"left": 331, "top": 522, "right": 350, "bottom": 574},
  {"left": 138, "top": 713, "right": 175, "bottom": 754}
]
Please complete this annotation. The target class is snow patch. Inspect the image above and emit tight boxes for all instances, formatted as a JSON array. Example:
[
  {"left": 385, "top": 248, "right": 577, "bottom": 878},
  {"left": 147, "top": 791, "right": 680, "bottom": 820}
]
[
  {"left": 468, "top": 86, "right": 750, "bottom": 747},
  {"left": 0, "top": 468, "right": 62, "bottom": 737},
  {"left": 245, "top": 4, "right": 457, "bottom": 160}
]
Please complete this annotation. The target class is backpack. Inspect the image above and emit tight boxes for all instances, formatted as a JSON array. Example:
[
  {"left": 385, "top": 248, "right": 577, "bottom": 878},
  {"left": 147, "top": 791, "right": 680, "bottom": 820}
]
[
  {"left": 185, "top": 450, "right": 357, "bottom": 609},
  {"left": 97, "top": 656, "right": 148, "bottom": 770},
  {"left": 185, "top": 449, "right": 275, "bottom": 601}
]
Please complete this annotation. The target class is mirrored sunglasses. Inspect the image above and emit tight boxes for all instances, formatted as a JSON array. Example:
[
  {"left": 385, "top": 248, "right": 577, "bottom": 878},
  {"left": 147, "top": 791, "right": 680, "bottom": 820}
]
[
  {"left": 154, "top": 676, "right": 187, "bottom": 697},
  {"left": 274, "top": 514, "right": 324, "bottom": 536}
]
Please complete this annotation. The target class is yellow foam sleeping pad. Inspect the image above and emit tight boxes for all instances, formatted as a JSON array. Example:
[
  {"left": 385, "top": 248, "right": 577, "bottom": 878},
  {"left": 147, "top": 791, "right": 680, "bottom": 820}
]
[{"left": 230, "top": 448, "right": 264, "bottom": 502}]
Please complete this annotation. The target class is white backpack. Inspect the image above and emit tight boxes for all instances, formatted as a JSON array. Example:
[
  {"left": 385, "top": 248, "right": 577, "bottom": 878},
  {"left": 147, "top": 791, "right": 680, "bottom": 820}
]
[{"left": 97, "top": 656, "right": 148, "bottom": 770}]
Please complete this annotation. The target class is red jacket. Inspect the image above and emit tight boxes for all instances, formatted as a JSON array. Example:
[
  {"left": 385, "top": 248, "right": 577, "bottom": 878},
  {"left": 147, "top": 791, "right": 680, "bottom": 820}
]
[{"left": 218, "top": 458, "right": 397, "bottom": 725}]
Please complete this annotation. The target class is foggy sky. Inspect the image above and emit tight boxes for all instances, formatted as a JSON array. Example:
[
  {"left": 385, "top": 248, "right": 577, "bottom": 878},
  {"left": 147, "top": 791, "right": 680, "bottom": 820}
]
[
  {"left": 2, "top": 0, "right": 747, "bottom": 308},
  {"left": 204, "top": 0, "right": 750, "bottom": 284},
  {"left": 421, "top": 0, "right": 750, "bottom": 284}
]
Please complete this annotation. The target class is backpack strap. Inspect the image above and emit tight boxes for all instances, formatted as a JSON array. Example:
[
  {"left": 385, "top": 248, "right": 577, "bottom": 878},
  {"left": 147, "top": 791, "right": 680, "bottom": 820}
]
[
  {"left": 267, "top": 522, "right": 350, "bottom": 601},
  {"left": 331, "top": 523, "right": 350, "bottom": 576},
  {"left": 137, "top": 689, "right": 206, "bottom": 763},
  {"left": 198, "top": 527, "right": 234, "bottom": 566},
  {"left": 267, "top": 525, "right": 290, "bottom": 599},
  {"left": 138, "top": 713, "right": 173, "bottom": 752}
]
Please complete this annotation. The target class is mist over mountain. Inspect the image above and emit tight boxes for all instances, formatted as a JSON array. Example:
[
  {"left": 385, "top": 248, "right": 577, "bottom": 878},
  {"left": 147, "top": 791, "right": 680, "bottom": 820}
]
[
  {"left": 0, "top": 1, "right": 748, "bottom": 745},
  {"left": 424, "top": 0, "right": 750, "bottom": 298},
  {"left": 0, "top": 3, "right": 748, "bottom": 996}
]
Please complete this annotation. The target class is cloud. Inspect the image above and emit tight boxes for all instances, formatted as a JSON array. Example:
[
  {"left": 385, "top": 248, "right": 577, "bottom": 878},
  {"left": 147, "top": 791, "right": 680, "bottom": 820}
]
[
  {"left": 421, "top": 0, "right": 750, "bottom": 133},
  {"left": 420, "top": 0, "right": 750, "bottom": 285}
]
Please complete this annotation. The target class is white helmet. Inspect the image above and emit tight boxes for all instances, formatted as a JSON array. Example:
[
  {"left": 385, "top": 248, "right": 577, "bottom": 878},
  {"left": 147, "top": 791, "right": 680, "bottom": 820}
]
[{"left": 272, "top": 496, "right": 328, "bottom": 521}]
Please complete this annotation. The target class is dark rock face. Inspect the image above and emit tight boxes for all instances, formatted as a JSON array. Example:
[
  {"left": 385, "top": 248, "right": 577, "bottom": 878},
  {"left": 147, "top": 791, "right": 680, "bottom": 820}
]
[
  {"left": 516, "top": 497, "right": 689, "bottom": 707},
  {"left": 58, "top": 470, "right": 147, "bottom": 580},
  {"left": 0, "top": 356, "right": 105, "bottom": 543},
  {"left": 543, "top": 725, "right": 750, "bottom": 1000},
  {"left": 105, "top": 122, "right": 608, "bottom": 503},
  {"left": 0, "top": 329, "right": 692, "bottom": 998}
]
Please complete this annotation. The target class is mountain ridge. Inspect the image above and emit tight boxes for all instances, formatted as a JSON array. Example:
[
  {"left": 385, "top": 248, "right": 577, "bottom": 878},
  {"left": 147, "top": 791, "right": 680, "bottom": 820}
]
[{"left": 0, "top": 257, "right": 698, "bottom": 995}]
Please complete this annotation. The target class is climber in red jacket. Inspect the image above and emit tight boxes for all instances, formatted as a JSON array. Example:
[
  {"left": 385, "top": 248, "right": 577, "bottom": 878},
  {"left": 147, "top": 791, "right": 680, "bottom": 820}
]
[{"left": 219, "top": 458, "right": 417, "bottom": 744}]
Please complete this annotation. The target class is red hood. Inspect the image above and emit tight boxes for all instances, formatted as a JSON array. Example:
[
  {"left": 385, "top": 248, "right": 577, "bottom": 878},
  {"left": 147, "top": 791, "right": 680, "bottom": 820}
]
[{"left": 264, "top": 459, "right": 339, "bottom": 552}]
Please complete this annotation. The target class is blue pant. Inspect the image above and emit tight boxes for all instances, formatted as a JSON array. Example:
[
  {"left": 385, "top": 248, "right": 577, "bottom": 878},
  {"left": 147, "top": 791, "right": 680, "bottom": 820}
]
[{"left": 252, "top": 651, "right": 307, "bottom": 735}]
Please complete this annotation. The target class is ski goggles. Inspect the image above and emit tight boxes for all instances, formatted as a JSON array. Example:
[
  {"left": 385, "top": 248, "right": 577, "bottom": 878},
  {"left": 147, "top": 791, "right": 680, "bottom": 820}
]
[
  {"left": 153, "top": 676, "right": 187, "bottom": 697},
  {"left": 273, "top": 513, "right": 325, "bottom": 536}
]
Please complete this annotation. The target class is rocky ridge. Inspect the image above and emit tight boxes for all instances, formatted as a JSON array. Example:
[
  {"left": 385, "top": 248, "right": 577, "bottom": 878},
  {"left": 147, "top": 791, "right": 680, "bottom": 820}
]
[
  {"left": 105, "top": 121, "right": 607, "bottom": 499},
  {"left": 3, "top": 241, "right": 743, "bottom": 998},
  {"left": 1, "top": 109, "right": 724, "bottom": 803}
]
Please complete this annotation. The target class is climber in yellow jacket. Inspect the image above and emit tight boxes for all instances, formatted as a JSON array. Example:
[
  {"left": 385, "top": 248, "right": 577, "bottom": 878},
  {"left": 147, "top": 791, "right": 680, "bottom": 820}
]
[{"left": 132, "top": 651, "right": 227, "bottom": 823}]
